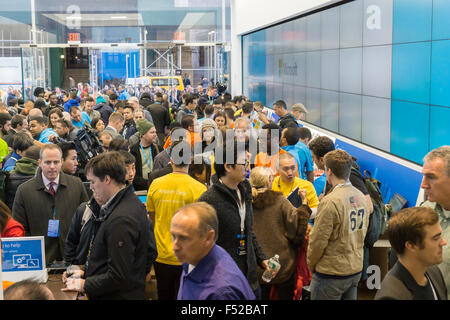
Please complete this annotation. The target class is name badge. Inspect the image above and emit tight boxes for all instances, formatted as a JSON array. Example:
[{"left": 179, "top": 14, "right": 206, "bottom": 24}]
[
  {"left": 237, "top": 233, "right": 247, "bottom": 256},
  {"left": 47, "top": 219, "right": 60, "bottom": 238}
]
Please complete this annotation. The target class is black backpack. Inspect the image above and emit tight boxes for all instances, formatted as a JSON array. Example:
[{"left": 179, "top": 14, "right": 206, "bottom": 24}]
[{"left": 361, "top": 170, "right": 388, "bottom": 248}]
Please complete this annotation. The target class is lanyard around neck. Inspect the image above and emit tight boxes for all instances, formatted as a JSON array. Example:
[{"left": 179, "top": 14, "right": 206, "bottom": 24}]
[
  {"left": 140, "top": 142, "right": 152, "bottom": 168},
  {"left": 220, "top": 178, "right": 246, "bottom": 232}
]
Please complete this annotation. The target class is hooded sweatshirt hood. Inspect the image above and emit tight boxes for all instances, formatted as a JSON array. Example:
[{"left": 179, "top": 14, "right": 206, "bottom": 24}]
[{"left": 13, "top": 157, "right": 39, "bottom": 175}]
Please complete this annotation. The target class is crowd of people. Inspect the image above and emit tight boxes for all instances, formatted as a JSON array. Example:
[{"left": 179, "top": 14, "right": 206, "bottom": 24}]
[{"left": 0, "top": 81, "right": 448, "bottom": 301}]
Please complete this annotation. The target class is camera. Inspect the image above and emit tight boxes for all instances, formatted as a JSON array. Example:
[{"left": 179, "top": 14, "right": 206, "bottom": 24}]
[{"left": 73, "top": 125, "right": 104, "bottom": 167}]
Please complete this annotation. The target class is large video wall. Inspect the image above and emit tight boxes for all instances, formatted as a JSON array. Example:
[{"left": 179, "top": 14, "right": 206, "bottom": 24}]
[{"left": 242, "top": 0, "right": 450, "bottom": 164}]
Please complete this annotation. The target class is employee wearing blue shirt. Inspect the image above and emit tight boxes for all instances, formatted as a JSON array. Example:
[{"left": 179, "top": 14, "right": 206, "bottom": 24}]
[
  {"left": 69, "top": 106, "right": 91, "bottom": 128},
  {"left": 29, "top": 116, "right": 58, "bottom": 147}
]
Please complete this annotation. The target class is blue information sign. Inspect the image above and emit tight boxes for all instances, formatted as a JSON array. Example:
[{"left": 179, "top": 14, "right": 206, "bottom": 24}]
[{"left": 1, "top": 238, "right": 44, "bottom": 272}]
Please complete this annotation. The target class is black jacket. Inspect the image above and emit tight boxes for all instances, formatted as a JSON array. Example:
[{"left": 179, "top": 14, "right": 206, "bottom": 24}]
[
  {"left": 83, "top": 185, "right": 156, "bottom": 300},
  {"left": 93, "top": 103, "right": 113, "bottom": 126},
  {"left": 375, "top": 261, "right": 447, "bottom": 300},
  {"left": 64, "top": 198, "right": 102, "bottom": 265},
  {"left": 65, "top": 195, "right": 157, "bottom": 271},
  {"left": 198, "top": 175, "right": 268, "bottom": 291},
  {"left": 277, "top": 113, "right": 299, "bottom": 129},
  {"left": 129, "top": 141, "right": 160, "bottom": 191}
]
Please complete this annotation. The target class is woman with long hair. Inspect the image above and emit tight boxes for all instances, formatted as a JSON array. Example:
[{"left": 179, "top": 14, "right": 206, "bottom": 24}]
[
  {"left": 0, "top": 199, "right": 24, "bottom": 237},
  {"left": 48, "top": 108, "right": 64, "bottom": 129}
]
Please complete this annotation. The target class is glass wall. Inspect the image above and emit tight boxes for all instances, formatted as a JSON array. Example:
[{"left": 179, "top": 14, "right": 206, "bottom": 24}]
[{"left": 243, "top": 0, "right": 450, "bottom": 164}]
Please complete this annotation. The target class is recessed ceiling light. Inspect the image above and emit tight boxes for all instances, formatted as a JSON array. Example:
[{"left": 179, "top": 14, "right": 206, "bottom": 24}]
[{"left": 111, "top": 16, "right": 127, "bottom": 20}]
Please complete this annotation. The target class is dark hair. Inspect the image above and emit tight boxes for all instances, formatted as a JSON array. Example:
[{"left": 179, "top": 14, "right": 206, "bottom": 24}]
[
  {"left": 108, "top": 138, "right": 129, "bottom": 151},
  {"left": 57, "top": 141, "right": 77, "bottom": 160},
  {"left": 8, "top": 98, "right": 18, "bottom": 107},
  {"left": 223, "top": 108, "right": 235, "bottom": 121},
  {"left": 154, "top": 92, "right": 163, "bottom": 100},
  {"left": 242, "top": 102, "right": 254, "bottom": 114},
  {"left": 56, "top": 119, "right": 71, "bottom": 130},
  {"left": 233, "top": 95, "right": 245, "bottom": 105},
  {"left": 204, "top": 105, "right": 214, "bottom": 116},
  {"left": 0, "top": 112, "right": 12, "bottom": 127},
  {"left": 69, "top": 106, "right": 81, "bottom": 115},
  {"left": 283, "top": 127, "right": 300, "bottom": 146},
  {"left": 214, "top": 141, "right": 244, "bottom": 179},
  {"left": 262, "top": 122, "right": 282, "bottom": 142},
  {"left": 48, "top": 108, "right": 63, "bottom": 119},
  {"left": 181, "top": 115, "right": 195, "bottom": 129},
  {"left": 0, "top": 199, "right": 11, "bottom": 234},
  {"left": 324, "top": 149, "right": 352, "bottom": 180},
  {"left": 4, "top": 280, "right": 52, "bottom": 300},
  {"left": 85, "top": 151, "right": 127, "bottom": 184},
  {"left": 214, "top": 112, "right": 226, "bottom": 124},
  {"left": 69, "top": 91, "right": 77, "bottom": 99},
  {"left": 29, "top": 116, "right": 46, "bottom": 126},
  {"left": 123, "top": 104, "right": 134, "bottom": 112},
  {"left": 298, "top": 127, "right": 312, "bottom": 141},
  {"left": 118, "top": 150, "right": 136, "bottom": 165},
  {"left": 388, "top": 207, "right": 439, "bottom": 256},
  {"left": 82, "top": 96, "right": 94, "bottom": 103},
  {"left": 12, "top": 132, "right": 34, "bottom": 153},
  {"left": 11, "top": 114, "right": 25, "bottom": 129},
  {"left": 308, "top": 136, "right": 335, "bottom": 159},
  {"left": 109, "top": 93, "right": 118, "bottom": 101},
  {"left": 213, "top": 97, "right": 223, "bottom": 105},
  {"left": 274, "top": 100, "right": 287, "bottom": 109},
  {"left": 24, "top": 145, "right": 41, "bottom": 160},
  {"left": 184, "top": 94, "right": 195, "bottom": 106},
  {"left": 189, "top": 155, "right": 212, "bottom": 186},
  {"left": 114, "top": 100, "right": 126, "bottom": 111},
  {"left": 91, "top": 117, "right": 104, "bottom": 130}
]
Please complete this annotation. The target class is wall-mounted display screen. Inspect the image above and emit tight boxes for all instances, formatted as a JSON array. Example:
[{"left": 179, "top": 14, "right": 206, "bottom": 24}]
[{"left": 243, "top": 0, "right": 450, "bottom": 164}]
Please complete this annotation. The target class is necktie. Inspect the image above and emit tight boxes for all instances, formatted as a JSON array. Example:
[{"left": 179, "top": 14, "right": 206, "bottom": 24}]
[{"left": 49, "top": 182, "right": 56, "bottom": 197}]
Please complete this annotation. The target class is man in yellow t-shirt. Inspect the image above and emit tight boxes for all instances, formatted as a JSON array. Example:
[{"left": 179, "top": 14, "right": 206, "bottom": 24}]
[
  {"left": 147, "top": 140, "right": 207, "bottom": 300},
  {"left": 272, "top": 152, "right": 319, "bottom": 217}
]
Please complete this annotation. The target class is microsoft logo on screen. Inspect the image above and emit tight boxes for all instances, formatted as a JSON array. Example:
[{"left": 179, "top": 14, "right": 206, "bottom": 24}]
[{"left": 278, "top": 59, "right": 298, "bottom": 78}]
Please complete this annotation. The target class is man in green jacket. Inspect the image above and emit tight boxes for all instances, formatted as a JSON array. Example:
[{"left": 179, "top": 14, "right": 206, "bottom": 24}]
[{"left": 12, "top": 144, "right": 88, "bottom": 265}]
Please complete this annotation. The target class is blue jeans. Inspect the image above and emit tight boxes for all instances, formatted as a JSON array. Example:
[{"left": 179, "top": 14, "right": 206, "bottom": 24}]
[{"left": 309, "top": 272, "right": 361, "bottom": 300}]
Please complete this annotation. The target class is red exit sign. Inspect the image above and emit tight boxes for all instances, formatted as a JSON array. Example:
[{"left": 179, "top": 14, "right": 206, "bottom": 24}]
[{"left": 68, "top": 33, "right": 80, "bottom": 42}]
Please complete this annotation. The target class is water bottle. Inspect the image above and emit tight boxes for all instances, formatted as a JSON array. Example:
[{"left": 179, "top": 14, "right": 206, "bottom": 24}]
[{"left": 262, "top": 254, "right": 280, "bottom": 283}]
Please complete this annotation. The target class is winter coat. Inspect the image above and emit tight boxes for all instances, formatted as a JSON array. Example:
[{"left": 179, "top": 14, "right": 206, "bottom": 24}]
[
  {"left": 64, "top": 198, "right": 102, "bottom": 266},
  {"left": 93, "top": 103, "right": 113, "bottom": 126},
  {"left": 64, "top": 99, "right": 80, "bottom": 113},
  {"left": 252, "top": 190, "right": 311, "bottom": 284},
  {"left": 12, "top": 168, "right": 89, "bottom": 264},
  {"left": 198, "top": 175, "right": 268, "bottom": 291},
  {"left": 83, "top": 184, "right": 154, "bottom": 300},
  {"left": 5, "top": 157, "right": 39, "bottom": 209},
  {"left": 129, "top": 141, "right": 160, "bottom": 190}
]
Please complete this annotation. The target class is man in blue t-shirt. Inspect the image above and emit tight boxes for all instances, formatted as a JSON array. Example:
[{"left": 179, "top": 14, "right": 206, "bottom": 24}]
[
  {"left": 69, "top": 106, "right": 91, "bottom": 128},
  {"left": 29, "top": 116, "right": 58, "bottom": 147},
  {"left": 291, "top": 127, "right": 314, "bottom": 183}
]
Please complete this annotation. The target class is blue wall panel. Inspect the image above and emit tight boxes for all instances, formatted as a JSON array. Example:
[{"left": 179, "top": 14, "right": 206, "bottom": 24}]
[
  {"left": 432, "top": 0, "right": 450, "bottom": 40},
  {"left": 391, "top": 100, "right": 430, "bottom": 164},
  {"left": 430, "top": 106, "right": 450, "bottom": 150},
  {"left": 431, "top": 40, "right": 450, "bottom": 107},
  {"left": 393, "top": 0, "right": 432, "bottom": 43},
  {"left": 335, "top": 139, "right": 422, "bottom": 208},
  {"left": 392, "top": 42, "right": 431, "bottom": 104}
]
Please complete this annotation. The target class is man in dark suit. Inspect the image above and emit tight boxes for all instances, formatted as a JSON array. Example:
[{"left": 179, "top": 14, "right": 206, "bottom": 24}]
[{"left": 375, "top": 207, "right": 448, "bottom": 300}]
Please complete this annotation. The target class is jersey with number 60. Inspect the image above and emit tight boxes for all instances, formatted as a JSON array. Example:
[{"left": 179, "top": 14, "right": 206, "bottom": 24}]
[{"left": 307, "top": 184, "right": 370, "bottom": 276}]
